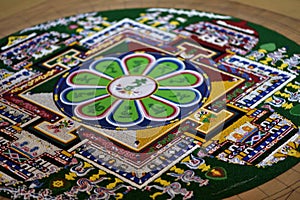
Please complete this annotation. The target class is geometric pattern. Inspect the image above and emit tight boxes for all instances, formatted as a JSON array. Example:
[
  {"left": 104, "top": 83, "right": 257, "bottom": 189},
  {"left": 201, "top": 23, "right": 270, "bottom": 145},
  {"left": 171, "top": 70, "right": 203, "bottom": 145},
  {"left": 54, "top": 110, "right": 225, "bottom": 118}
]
[
  {"left": 244, "top": 131, "right": 267, "bottom": 146},
  {"left": 2, "top": 148, "right": 29, "bottom": 163},
  {"left": 54, "top": 52, "right": 210, "bottom": 130},
  {"left": 0, "top": 7, "right": 299, "bottom": 200}
]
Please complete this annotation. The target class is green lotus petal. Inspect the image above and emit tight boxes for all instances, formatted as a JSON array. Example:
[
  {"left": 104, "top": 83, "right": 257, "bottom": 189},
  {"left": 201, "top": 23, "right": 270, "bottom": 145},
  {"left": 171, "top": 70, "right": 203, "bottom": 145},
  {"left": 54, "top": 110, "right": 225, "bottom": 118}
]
[
  {"left": 125, "top": 56, "right": 151, "bottom": 75},
  {"left": 94, "top": 59, "right": 124, "bottom": 78},
  {"left": 70, "top": 71, "right": 111, "bottom": 86},
  {"left": 147, "top": 61, "right": 181, "bottom": 79},
  {"left": 77, "top": 95, "right": 117, "bottom": 118},
  {"left": 154, "top": 89, "right": 199, "bottom": 105},
  {"left": 158, "top": 72, "right": 200, "bottom": 87},
  {"left": 140, "top": 97, "right": 178, "bottom": 119},
  {"left": 112, "top": 100, "right": 141, "bottom": 123},
  {"left": 65, "top": 88, "right": 108, "bottom": 103}
]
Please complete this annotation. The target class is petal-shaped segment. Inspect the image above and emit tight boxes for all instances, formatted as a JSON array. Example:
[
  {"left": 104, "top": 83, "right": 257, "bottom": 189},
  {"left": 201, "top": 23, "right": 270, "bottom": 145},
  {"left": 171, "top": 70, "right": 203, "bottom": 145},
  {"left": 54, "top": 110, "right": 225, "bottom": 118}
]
[
  {"left": 107, "top": 100, "right": 144, "bottom": 127},
  {"left": 138, "top": 96, "right": 180, "bottom": 121},
  {"left": 146, "top": 58, "right": 185, "bottom": 79},
  {"left": 153, "top": 88, "right": 201, "bottom": 107},
  {"left": 60, "top": 88, "right": 108, "bottom": 105},
  {"left": 75, "top": 95, "right": 118, "bottom": 120},
  {"left": 123, "top": 53, "right": 155, "bottom": 75},
  {"left": 91, "top": 58, "right": 125, "bottom": 78},
  {"left": 157, "top": 70, "right": 203, "bottom": 88},
  {"left": 67, "top": 70, "right": 111, "bottom": 87}
]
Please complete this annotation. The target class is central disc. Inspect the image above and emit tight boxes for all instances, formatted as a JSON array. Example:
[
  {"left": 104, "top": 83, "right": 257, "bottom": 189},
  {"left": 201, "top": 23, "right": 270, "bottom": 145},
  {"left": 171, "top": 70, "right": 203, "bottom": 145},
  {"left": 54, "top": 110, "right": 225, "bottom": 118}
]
[{"left": 108, "top": 75, "right": 157, "bottom": 100}]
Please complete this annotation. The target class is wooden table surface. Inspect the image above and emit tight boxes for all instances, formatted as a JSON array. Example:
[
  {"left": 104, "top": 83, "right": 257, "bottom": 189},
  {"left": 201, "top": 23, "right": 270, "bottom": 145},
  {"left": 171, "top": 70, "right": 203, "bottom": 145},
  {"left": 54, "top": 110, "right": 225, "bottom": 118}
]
[{"left": 0, "top": 1, "right": 299, "bottom": 199}]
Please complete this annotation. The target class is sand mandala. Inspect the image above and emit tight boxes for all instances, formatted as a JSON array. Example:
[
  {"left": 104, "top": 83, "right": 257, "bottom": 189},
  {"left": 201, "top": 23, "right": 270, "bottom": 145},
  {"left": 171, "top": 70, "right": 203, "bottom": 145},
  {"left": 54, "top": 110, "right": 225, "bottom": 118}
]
[{"left": 0, "top": 7, "right": 299, "bottom": 200}]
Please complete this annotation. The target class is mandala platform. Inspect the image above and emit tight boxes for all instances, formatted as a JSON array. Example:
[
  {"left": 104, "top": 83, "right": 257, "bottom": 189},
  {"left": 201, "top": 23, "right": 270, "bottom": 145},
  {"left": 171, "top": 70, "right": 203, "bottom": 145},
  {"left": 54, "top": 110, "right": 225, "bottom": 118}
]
[{"left": 0, "top": 7, "right": 299, "bottom": 200}]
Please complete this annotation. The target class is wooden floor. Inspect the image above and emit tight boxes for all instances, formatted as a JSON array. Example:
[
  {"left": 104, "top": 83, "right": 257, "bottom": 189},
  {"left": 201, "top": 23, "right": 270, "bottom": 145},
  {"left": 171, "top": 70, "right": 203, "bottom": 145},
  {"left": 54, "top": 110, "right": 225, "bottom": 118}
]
[{"left": 0, "top": 0, "right": 299, "bottom": 199}]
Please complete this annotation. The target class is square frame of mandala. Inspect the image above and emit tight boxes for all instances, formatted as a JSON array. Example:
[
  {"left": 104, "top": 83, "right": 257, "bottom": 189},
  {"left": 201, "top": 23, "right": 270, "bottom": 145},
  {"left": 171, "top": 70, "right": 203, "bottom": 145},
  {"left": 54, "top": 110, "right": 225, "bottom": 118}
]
[{"left": 12, "top": 18, "right": 248, "bottom": 153}]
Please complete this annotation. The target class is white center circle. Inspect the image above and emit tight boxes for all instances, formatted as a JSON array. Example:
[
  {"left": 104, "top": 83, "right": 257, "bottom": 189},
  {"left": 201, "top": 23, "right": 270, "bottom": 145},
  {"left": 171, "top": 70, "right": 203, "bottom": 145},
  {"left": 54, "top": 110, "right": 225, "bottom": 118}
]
[{"left": 108, "top": 75, "right": 157, "bottom": 99}]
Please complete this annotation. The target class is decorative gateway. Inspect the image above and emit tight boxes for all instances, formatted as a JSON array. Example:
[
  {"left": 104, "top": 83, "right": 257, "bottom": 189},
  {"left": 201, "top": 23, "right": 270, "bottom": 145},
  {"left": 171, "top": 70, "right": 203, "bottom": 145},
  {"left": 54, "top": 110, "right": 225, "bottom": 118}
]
[{"left": 0, "top": 8, "right": 299, "bottom": 200}]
